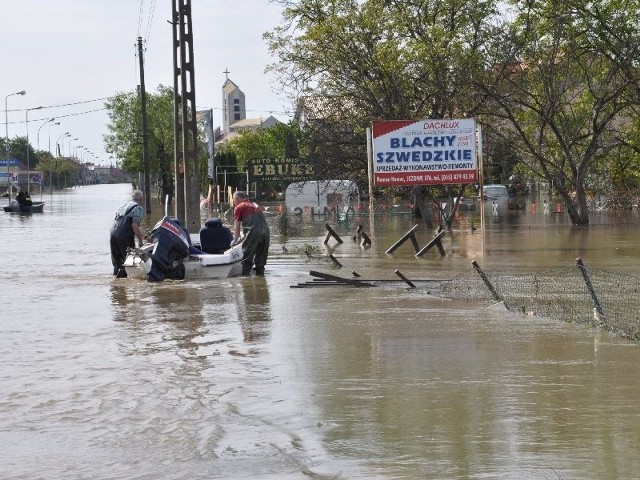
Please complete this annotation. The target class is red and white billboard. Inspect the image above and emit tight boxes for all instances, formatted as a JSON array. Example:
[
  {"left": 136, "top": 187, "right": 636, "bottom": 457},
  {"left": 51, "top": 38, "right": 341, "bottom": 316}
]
[{"left": 372, "top": 119, "right": 477, "bottom": 186}]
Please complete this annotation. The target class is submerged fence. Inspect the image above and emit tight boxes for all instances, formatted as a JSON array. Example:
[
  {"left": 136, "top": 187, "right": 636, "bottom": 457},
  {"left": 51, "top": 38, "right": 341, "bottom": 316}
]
[{"left": 434, "top": 258, "right": 640, "bottom": 341}]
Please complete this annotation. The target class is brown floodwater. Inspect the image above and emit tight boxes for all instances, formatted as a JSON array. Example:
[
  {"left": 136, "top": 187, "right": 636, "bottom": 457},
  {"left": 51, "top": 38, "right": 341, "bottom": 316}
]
[{"left": 2, "top": 184, "right": 640, "bottom": 479}]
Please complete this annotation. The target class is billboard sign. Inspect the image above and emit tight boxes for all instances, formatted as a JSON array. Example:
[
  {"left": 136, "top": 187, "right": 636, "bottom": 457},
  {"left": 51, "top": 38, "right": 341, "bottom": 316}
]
[
  {"left": 372, "top": 119, "right": 477, "bottom": 186},
  {"left": 249, "top": 158, "right": 314, "bottom": 182}
]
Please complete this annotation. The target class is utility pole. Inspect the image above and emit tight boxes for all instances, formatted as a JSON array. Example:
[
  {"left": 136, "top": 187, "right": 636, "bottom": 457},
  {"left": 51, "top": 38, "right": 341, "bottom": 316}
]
[
  {"left": 137, "top": 36, "right": 152, "bottom": 214},
  {"left": 172, "top": 0, "right": 200, "bottom": 233},
  {"left": 196, "top": 109, "right": 215, "bottom": 208}
]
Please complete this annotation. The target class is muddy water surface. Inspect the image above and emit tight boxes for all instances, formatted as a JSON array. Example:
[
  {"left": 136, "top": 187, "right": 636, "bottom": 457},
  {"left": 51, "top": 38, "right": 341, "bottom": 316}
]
[{"left": 2, "top": 184, "right": 640, "bottom": 479}]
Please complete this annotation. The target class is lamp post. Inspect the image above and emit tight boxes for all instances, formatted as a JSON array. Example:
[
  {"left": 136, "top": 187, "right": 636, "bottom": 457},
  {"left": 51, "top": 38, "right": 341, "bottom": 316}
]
[
  {"left": 25, "top": 106, "right": 44, "bottom": 193},
  {"left": 4, "top": 90, "right": 26, "bottom": 201},
  {"left": 52, "top": 132, "right": 69, "bottom": 192},
  {"left": 56, "top": 132, "right": 70, "bottom": 157},
  {"left": 47, "top": 121, "right": 60, "bottom": 155},
  {"left": 67, "top": 137, "right": 78, "bottom": 159},
  {"left": 37, "top": 117, "right": 55, "bottom": 151}
]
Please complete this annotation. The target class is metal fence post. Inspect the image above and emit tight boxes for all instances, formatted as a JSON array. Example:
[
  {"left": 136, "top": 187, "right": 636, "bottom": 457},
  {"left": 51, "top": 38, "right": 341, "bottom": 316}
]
[
  {"left": 471, "top": 260, "right": 502, "bottom": 302},
  {"left": 576, "top": 257, "right": 605, "bottom": 321}
]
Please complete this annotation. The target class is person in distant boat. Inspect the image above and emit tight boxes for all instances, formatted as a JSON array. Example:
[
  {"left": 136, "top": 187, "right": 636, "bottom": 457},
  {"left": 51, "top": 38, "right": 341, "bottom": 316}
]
[
  {"left": 110, "top": 189, "right": 145, "bottom": 278},
  {"left": 232, "top": 191, "right": 270, "bottom": 276},
  {"left": 23, "top": 191, "right": 33, "bottom": 206},
  {"left": 16, "top": 191, "right": 26, "bottom": 206}
]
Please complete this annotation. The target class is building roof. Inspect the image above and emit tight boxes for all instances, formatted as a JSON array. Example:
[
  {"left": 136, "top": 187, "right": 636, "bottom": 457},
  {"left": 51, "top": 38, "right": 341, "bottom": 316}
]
[
  {"left": 230, "top": 116, "right": 280, "bottom": 130},
  {"left": 215, "top": 116, "right": 282, "bottom": 145},
  {"left": 222, "top": 78, "right": 241, "bottom": 94}
]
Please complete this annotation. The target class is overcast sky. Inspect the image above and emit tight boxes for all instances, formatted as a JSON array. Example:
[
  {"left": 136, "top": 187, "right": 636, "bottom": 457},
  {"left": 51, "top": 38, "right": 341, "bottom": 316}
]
[{"left": 1, "top": 0, "right": 290, "bottom": 165}]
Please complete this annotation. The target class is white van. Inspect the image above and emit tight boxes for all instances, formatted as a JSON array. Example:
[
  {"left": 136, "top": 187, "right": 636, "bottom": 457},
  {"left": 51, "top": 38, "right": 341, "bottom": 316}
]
[
  {"left": 482, "top": 184, "right": 510, "bottom": 200},
  {"left": 285, "top": 180, "right": 359, "bottom": 215}
]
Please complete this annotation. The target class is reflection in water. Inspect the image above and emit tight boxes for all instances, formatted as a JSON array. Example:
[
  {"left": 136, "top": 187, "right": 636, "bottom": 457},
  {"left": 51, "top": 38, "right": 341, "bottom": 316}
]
[
  {"left": 234, "top": 278, "right": 273, "bottom": 343},
  {"left": 109, "top": 282, "right": 142, "bottom": 322},
  {"left": 110, "top": 281, "right": 213, "bottom": 357}
]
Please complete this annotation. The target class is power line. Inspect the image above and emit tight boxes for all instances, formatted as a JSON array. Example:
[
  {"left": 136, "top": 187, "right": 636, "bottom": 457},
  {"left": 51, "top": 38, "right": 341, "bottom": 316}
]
[
  {"left": 144, "top": 0, "right": 157, "bottom": 44},
  {"left": 199, "top": 105, "right": 291, "bottom": 116},
  {"left": 6, "top": 97, "right": 111, "bottom": 113},
  {"left": 7, "top": 107, "right": 107, "bottom": 126},
  {"left": 136, "top": 0, "right": 146, "bottom": 39}
]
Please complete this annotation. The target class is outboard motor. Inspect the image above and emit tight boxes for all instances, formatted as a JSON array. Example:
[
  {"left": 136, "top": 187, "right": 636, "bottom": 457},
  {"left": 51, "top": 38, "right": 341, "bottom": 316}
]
[{"left": 146, "top": 216, "right": 191, "bottom": 282}]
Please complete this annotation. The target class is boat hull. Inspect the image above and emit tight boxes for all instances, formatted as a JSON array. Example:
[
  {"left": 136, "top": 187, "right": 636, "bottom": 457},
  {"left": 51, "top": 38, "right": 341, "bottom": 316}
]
[
  {"left": 123, "top": 243, "right": 244, "bottom": 281},
  {"left": 3, "top": 202, "right": 45, "bottom": 213}
]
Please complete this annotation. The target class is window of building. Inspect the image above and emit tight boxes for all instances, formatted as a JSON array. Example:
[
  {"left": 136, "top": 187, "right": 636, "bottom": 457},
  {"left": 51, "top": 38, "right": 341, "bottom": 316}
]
[{"left": 234, "top": 113, "right": 241, "bottom": 120}]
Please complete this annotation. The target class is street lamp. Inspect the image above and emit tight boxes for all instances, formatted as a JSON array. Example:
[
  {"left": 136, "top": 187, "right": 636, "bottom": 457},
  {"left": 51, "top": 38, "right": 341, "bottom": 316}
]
[
  {"left": 47, "top": 121, "right": 60, "bottom": 154},
  {"left": 37, "top": 117, "right": 55, "bottom": 150},
  {"left": 56, "top": 132, "right": 70, "bottom": 157},
  {"left": 25, "top": 106, "right": 44, "bottom": 193},
  {"left": 52, "top": 132, "right": 69, "bottom": 192},
  {"left": 4, "top": 90, "right": 26, "bottom": 202},
  {"left": 68, "top": 137, "right": 78, "bottom": 158}
]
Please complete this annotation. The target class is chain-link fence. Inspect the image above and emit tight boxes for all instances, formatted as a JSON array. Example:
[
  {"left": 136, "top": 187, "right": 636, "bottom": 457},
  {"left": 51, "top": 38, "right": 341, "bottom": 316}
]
[{"left": 434, "top": 259, "right": 640, "bottom": 341}]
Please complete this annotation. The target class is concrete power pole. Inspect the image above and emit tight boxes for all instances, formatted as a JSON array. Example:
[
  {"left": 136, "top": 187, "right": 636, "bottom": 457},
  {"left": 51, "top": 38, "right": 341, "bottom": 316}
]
[
  {"left": 137, "top": 36, "right": 152, "bottom": 214},
  {"left": 172, "top": 0, "right": 200, "bottom": 232}
]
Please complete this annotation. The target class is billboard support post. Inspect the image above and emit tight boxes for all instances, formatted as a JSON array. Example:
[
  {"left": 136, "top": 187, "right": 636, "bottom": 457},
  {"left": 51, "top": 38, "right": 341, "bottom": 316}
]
[{"left": 366, "top": 127, "right": 375, "bottom": 239}]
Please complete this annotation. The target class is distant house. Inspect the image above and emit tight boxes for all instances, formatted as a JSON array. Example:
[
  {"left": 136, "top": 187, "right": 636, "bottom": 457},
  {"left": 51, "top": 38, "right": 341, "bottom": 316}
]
[
  {"left": 215, "top": 116, "right": 281, "bottom": 146},
  {"left": 229, "top": 116, "right": 280, "bottom": 133}
]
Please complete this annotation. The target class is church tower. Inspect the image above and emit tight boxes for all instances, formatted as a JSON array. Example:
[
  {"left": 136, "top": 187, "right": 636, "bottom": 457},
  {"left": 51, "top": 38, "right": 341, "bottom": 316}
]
[{"left": 222, "top": 70, "right": 246, "bottom": 135}]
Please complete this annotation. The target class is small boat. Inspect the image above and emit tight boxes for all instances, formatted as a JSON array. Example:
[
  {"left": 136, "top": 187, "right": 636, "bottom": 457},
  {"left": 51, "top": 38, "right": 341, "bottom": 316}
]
[
  {"left": 123, "top": 215, "right": 243, "bottom": 281},
  {"left": 3, "top": 201, "right": 45, "bottom": 213}
]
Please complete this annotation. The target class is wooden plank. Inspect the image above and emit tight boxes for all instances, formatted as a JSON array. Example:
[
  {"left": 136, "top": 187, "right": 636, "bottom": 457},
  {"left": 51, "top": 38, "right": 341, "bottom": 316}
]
[
  {"left": 309, "top": 270, "right": 376, "bottom": 287},
  {"left": 415, "top": 230, "right": 446, "bottom": 257},
  {"left": 324, "top": 223, "right": 343, "bottom": 244},
  {"left": 386, "top": 224, "right": 420, "bottom": 254},
  {"left": 394, "top": 269, "right": 416, "bottom": 288},
  {"left": 328, "top": 253, "right": 343, "bottom": 267}
]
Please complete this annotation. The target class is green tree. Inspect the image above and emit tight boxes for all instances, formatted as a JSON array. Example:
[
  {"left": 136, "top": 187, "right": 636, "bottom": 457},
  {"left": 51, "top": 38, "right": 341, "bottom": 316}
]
[
  {"left": 2, "top": 137, "right": 38, "bottom": 169},
  {"left": 223, "top": 122, "right": 301, "bottom": 166},
  {"left": 478, "top": 0, "right": 640, "bottom": 224},
  {"left": 104, "top": 85, "right": 183, "bottom": 202}
]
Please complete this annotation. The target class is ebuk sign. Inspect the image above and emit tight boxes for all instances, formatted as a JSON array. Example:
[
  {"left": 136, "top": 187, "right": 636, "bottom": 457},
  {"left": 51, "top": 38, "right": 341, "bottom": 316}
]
[{"left": 372, "top": 119, "right": 477, "bottom": 186}]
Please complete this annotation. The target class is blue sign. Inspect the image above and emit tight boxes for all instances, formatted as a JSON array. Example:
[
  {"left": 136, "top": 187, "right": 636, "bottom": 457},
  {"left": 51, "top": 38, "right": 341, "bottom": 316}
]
[{"left": 30, "top": 173, "right": 41, "bottom": 184}]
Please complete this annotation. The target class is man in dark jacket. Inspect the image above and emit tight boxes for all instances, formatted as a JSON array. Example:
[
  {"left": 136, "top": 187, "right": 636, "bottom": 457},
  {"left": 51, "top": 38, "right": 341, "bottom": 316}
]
[
  {"left": 232, "top": 191, "right": 270, "bottom": 276},
  {"left": 110, "top": 190, "right": 145, "bottom": 278}
]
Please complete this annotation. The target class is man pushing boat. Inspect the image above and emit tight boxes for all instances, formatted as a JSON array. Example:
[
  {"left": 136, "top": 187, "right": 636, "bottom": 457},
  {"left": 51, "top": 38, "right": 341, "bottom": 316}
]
[{"left": 232, "top": 191, "right": 270, "bottom": 276}]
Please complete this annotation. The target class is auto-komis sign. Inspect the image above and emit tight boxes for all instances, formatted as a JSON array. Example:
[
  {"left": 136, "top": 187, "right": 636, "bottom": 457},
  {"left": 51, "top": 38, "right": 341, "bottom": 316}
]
[{"left": 372, "top": 119, "right": 477, "bottom": 186}]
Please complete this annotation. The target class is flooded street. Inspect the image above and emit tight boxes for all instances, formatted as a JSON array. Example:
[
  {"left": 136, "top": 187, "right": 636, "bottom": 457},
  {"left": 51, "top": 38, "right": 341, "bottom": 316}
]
[{"left": 2, "top": 184, "right": 640, "bottom": 479}]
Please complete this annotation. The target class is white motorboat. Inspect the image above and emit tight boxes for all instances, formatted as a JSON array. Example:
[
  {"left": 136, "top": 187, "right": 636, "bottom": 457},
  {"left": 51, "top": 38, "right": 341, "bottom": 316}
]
[
  {"left": 123, "top": 243, "right": 243, "bottom": 280},
  {"left": 122, "top": 215, "right": 243, "bottom": 281}
]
